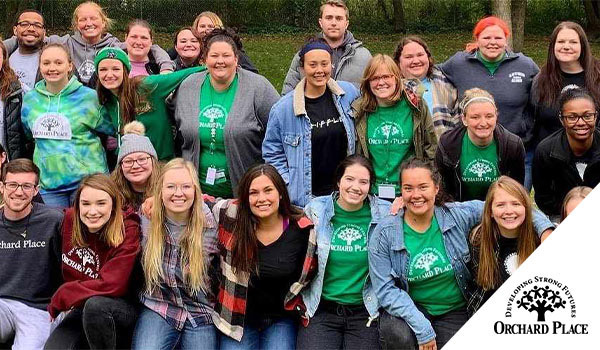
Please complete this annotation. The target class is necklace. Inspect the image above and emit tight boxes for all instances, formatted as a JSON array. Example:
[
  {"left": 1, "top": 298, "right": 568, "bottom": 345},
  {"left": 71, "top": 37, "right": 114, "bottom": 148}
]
[{"left": 1, "top": 205, "right": 33, "bottom": 239}]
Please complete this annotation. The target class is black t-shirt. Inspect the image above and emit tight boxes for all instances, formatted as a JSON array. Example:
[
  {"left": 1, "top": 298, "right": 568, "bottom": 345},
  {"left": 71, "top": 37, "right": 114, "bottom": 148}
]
[
  {"left": 572, "top": 148, "right": 594, "bottom": 181},
  {"left": 497, "top": 234, "right": 519, "bottom": 283},
  {"left": 245, "top": 218, "right": 309, "bottom": 325},
  {"left": 305, "top": 88, "right": 348, "bottom": 196},
  {"left": 534, "top": 71, "right": 585, "bottom": 146}
]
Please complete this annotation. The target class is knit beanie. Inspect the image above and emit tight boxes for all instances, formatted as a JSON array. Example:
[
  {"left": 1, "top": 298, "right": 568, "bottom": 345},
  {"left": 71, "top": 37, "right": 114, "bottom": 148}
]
[
  {"left": 94, "top": 47, "right": 132, "bottom": 72},
  {"left": 117, "top": 121, "right": 158, "bottom": 164}
]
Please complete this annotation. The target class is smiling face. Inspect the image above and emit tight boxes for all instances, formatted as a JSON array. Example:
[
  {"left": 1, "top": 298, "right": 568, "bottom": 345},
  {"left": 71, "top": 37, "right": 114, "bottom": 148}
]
[
  {"left": 121, "top": 152, "right": 153, "bottom": 190},
  {"left": 79, "top": 186, "right": 113, "bottom": 233},
  {"left": 195, "top": 16, "right": 216, "bottom": 39},
  {"left": 319, "top": 4, "right": 349, "bottom": 44},
  {"left": 477, "top": 25, "right": 507, "bottom": 61},
  {"left": 303, "top": 49, "right": 332, "bottom": 91},
  {"left": 401, "top": 167, "right": 439, "bottom": 218},
  {"left": 126, "top": 25, "right": 152, "bottom": 62},
  {"left": 554, "top": 28, "right": 581, "bottom": 66},
  {"left": 14, "top": 11, "right": 46, "bottom": 50},
  {"left": 248, "top": 175, "right": 280, "bottom": 220},
  {"left": 369, "top": 64, "right": 397, "bottom": 105},
  {"left": 175, "top": 29, "right": 201, "bottom": 61},
  {"left": 463, "top": 101, "right": 497, "bottom": 145},
  {"left": 76, "top": 4, "right": 105, "bottom": 43},
  {"left": 161, "top": 168, "right": 195, "bottom": 220},
  {"left": 491, "top": 188, "right": 526, "bottom": 236},
  {"left": 560, "top": 97, "right": 597, "bottom": 143},
  {"left": 398, "top": 41, "right": 429, "bottom": 79},
  {"left": 0, "top": 172, "right": 38, "bottom": 216},
  {"left": 206, "top": 41, "right": 238, "bottom": 86},
  {"left": 337, "top": 164, "right": 370, "bottom": 210},
  {"left": 40, "top": 46, "right": 72, "bottom": 87},
  {"left": 98, "top": 58, "right": 124, "bottom": 93}
]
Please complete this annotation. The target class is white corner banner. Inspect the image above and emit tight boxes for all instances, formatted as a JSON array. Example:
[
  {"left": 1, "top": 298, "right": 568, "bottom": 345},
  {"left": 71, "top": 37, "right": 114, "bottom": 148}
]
[{"left": 444, "top": 186, "right": 600, "bottom": 349}]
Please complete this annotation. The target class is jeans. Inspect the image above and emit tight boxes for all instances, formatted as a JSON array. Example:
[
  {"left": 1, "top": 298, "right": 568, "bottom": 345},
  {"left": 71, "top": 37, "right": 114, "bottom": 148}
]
[
  {"left": 524, "top": 148, "right": 534, "bottom": 191},
  {"left": 378, "top": 306, "right": 469, "bottom": 350},
  {"left": 132, "top": 307, "right": 218, "bottom": 350},
  {"left": 40, "top": 185, "right": 79, "bottom": 209},
  {"left": 44, "top": 296, "right": 138, "bottom": 350},
  {"left": 220, "top": 317, "right": 297, "bottom": 350},
  {"left": 297, "top": 300, "right": 379, "bottom": 350}
]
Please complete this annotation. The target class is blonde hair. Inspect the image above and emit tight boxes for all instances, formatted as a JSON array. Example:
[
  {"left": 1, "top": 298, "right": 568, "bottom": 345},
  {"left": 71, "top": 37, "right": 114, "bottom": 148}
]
[
  {"left": 320, "top": 0, "right": 349, "bottom": 20},
  {"left": 72, "top": 174, "right": 124, "bottom": 248},
  {"left": 459, "top": 88, "right": 497, "bottom": 116},
  {"left": 142, "top": 158, "right": 207, "bottom": 294},
  {"left": 192, "top": 11, "right": 223, "bottom": 36},
  {"left": 72, "top": 1, "right": 113, "bottom": 34},
  {"left": 356, "top": 54, "right": 403, "bottom": 121},
  {"left": 561, "top": 186, "right": 592, "bottom": 221}
]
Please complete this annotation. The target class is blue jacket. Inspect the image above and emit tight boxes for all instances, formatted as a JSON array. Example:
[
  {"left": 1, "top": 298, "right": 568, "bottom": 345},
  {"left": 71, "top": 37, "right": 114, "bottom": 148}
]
[
  {"left": 368, "top": 201, "right": 554, "bottom": 344},
  {"left": 263, "top": 78, "right": 360, "bottom": 207},
  {"left": 302, "top": 193, "right": 391, "bottom": 323}
]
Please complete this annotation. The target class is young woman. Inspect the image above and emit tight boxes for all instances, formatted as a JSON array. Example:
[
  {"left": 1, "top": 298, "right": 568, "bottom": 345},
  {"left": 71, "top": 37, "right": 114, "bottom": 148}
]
[
  {"left": 263, "top": 38, "right": 360, "bottom": 207},
  {"left": 125, "top": 20, "right": 161, "bottom": 78},
  {"left": 21, "top": 44, "right": 114, "bottom": 208},
  {"left": 212, "top": 164, "right": 313, "bottom": 349},
  {"left": 111, "top": 121, "right": 159, "bottom": 211},
  {"left": 132, "top": 158, "right": 219, "bottom": 350},
  {"left": 369, "top": 157, "right": 553, "bottom": 350},
  {"left": 468, "top": 176, "right": 539, "bottom": 313},
  {"left": 0, "top": 41, "right": 31, "bottom": 160},
  {"left": 95, "top": 46, "right": 204, "bottom": 161},
  {"left": 436, "top": 88, "right": 525, "bottom": 201},
  {"left": 561, "top": 186, "right": 592, "bottom": 222},
  {"left": 297, "top": 155, "right": 391, "bottom": 350},
  {"left": 174, "top": 28, "right": 279, "bottom": 199},
  {"left": 355, "top": 54, "right": 437, "bottom": 201},
  {"left": 393, "top": 36, "right": 458, "bottom": 137},
  {"left": 45, "top": 174, "right": 141, "bottom": 349},
  {"left": 531, "top": 21, "right": 600, "bottom": 148},
  {"left": 173, "top": 27, "right": 202, "bottom": 71}
]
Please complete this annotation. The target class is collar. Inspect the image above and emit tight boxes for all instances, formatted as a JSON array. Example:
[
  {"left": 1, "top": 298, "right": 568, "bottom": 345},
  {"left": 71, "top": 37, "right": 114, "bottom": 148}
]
[{"left": 293, "top": 78, "right": 345, "bottom": 117}]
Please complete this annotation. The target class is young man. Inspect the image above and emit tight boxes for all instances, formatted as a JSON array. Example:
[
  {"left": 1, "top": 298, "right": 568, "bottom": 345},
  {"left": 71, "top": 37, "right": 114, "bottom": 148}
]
[
  {"left": 0, "top": 159, "right": 64, "bottom": 350},
  {"left": 8, "top": 9, "right": 46, "bottom": 91},
  {"left": 281, "top": 0, "right": 372, "bottom": 94}
]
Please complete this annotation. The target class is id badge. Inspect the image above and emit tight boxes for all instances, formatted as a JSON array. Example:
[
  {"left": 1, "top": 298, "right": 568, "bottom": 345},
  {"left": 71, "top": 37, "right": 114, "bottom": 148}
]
[
  {"left": 378, "top": 184, "right": 396, "bottom": 199},
  {"left": 206, "top": 167, "right": 217, "bottom": 185}
]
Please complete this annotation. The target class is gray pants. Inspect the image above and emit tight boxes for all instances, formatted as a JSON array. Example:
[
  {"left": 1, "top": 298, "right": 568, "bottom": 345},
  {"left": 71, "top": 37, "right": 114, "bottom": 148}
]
[{"left": 0, "top": 298, "right": 57, "bottom": 350}]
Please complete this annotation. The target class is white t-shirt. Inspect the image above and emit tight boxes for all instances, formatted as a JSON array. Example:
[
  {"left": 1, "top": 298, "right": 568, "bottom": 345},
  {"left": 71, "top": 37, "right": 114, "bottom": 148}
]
[{"left": 9, "top": 50, "right": 40, "bottom": 92}]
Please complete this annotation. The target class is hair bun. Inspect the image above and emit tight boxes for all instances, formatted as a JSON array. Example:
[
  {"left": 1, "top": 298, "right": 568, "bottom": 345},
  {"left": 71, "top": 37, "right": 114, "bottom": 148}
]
[{"left": 122, "top": 121, "right": 146, "bottom": 136}]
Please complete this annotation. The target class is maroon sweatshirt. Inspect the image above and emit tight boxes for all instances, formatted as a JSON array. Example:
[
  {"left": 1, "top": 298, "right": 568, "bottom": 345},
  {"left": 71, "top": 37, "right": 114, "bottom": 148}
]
[{"left": 48, "top": 207, "right": 141, "bottom": 318}]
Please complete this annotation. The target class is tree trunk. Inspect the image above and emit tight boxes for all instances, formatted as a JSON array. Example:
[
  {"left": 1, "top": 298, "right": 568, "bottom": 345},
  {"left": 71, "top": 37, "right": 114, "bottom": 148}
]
[
  {"left": 491, "top": 0, "right": 513, "bottom": 49},
  {"left": 511, "top": 0, "right": 526, "bottom": 52},
  {"left": 392, "top": 0, "right": 406, "bottom": 33},
  {"left": 4, "top": 0, "right": 38, "bottom": 38},
  {"left": 583, "top": 0, "right": 600, "bottom": 41}
]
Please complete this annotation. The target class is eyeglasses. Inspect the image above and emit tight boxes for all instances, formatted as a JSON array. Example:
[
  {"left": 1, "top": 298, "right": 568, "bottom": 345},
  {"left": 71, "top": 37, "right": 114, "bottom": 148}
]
[
  {"left": 16, "top": 21, "right": 45, "bottom": 30},
  {"left": 121, "top": 156, "right": 152, "bottom": 168},
  {"left": 561, "top": 112, "right": 597, "bottom": 124},
  {"left": 3, "top": 182, "right": 37, "bottom": 193},
  {"left": 163, "top": 184, "right": 194, "bottom": 194},
  {"left": 369, "top": 74, "right": 395, "bottom": 83}
]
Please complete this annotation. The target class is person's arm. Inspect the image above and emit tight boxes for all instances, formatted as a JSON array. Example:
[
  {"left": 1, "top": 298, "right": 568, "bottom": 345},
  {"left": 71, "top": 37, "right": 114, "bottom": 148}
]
[
  {"left": 510, "top": 137, "right": 526, "bottom": 185},
  {"left": 281, "top": 53, "right": 302, "bottom": 95},
  {"left": 254, "top": 77, "right": 280, "bottom": 132},
  {"left": 144, "top": 66, "right": 206, "bottom": 100},
  {"left": 531, "top": 207, "right": 555, "bottom": 238},
  {"left": 262, "top": 107, "right": 290, "bottom": 184},
  {"left": 3, "top": 37, "right": 18, "bottom": 55},
  {"left": 434, "top": 143, "right": 456, "bottom": 201},
  {"left": 430, "top": 67, "right": 459, "bottom": 138},
  {"left": 532, "top": 146, "right": 558, "bottom": 216},
  {"left": 149, "top": 44, "right": 176, "bottom": 73},
  {"left": 48, "top": 216, "right": 141, "bottom": 318},
  {"left": 368, "top": 221, "right": 436, "bottom": 345},
  {"left": 523, "top": 61, "right": 541, "bottom": 146}
]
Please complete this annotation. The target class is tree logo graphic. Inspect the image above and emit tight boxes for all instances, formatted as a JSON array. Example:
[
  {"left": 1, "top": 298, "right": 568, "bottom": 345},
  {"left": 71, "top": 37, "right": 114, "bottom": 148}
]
[
  {"left": 414, "top": 252, "right": 438, "bottom": 272},
  {"left": 468, "top": 161, "right": 493, "bottom": 178},
  {"left": 516, "top": 285, "right": 566, "bottom": 321},
  {"left": 338, "top": 227, "right": 362, "bottom": 246},
  {"left": 41, "top": 118, "right": 59, "bottom": 131}
]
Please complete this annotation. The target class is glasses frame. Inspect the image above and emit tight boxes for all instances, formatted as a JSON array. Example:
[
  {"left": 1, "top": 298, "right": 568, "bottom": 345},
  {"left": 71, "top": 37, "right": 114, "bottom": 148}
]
[
  {"left": 121, "top": 156, "right": 152, "bottom": 169},
  {"left": 560, "top": 111, "right": 597, "bottom": 124},
  {"left": 16, "top": 21, "right": 45, "bottom": 30},
  {"left": 2, "top": 181, "right": 37, "bottom": 193}
]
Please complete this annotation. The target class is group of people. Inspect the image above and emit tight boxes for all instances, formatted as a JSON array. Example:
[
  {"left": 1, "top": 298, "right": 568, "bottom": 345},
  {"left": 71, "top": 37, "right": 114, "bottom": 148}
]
[{"left": 0, "top": 0, "right": 596, "bottom": 349}]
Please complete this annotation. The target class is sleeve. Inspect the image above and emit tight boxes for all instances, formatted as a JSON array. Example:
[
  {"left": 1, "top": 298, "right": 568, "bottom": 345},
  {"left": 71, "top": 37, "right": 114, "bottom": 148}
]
[
  {"left": 91, "top": 102, "right": 117, "bottom": 136},
  {"left": 509, "top": 137, "right": 526, "bottom": 185},
  {"left": 48, "top": 216, "right": 141, "bottom": 318},
  {"left": 20, "top": 95, "right": 33, "bottom": 140},
  {"left": 281, "top": 53, "right": 302, "bottom": 95},
  {"left": 3, "top": 37, "right": 18, "bottom": 54},
  {"left": 46, "top": 34, "right": 70, "bottom": 45},
  {"left": 435, "top": 143, "right": 455, "bottom": 200},
  {"left": 255, "top": 77, "right": 280, "bottom": 132},
  {"left": 149, "top": 44, "right": 176, "bottom": 72},
  {"left": 262, "top": 106, "right": 290, "bottom": 184},
  {"left": 523, "top": 60, "right": 541, "bottom": 147},
  {"left": 531, "top": 207, "right": 555, "bottom": 238},
  {"left": 145, "top": 66, "right": 206, "bottom": 100},
  {"left": 368, "top": 222, "right": 436, "bottom": 344},
  {"left": 532, "top": 146, "right": 558, "bottom": 216},
  {"left": 239, "top": 50, "right": 259, "bottom": 73},
  {"left": 430, "top": 67, "right": 459, "bottom": 138},
  {"left": 50, "top": 214, "right": 64, "bottom": 291},
  {"left": 448, "top": 200, "right": 486, "bottom": 239}
]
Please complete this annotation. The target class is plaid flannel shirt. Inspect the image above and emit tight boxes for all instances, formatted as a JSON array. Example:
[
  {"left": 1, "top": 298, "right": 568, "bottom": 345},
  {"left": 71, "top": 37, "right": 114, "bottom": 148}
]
[
  {"left": 211, "top": 199, "right": 318, "bottom": 341},
  {"left": 431, "top": 66, "right": 460, "bottom": 138},
  {"left": 141, "top": 204, "right": 218, "bottom": 331}
]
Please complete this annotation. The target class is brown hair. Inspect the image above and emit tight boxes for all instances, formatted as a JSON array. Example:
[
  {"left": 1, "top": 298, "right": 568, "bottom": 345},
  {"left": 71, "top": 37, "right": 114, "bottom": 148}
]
[
  {"left": 202, "top": 27, "right": 242, "bottom": 61},
  {"left": 471, "top": 176, "right": 538, "bottom": 290},
  {"left": 320, "top": 0, "right": 349, "bottom": 20},
  {"left": 127, "top": 19, "right": 153, "bottom": 40},
  {"left": 356, "top": 54, "right": 403, "bottom": 121},
  {"left": 399, "top": 157, "right": 454, "bottom": 206},
  {"left": 0, "top": 41, "right": 19, "bottom": 100},
  {"left": 173, "top": 27, "right": 203, "bottom": 65},
  {"left": 1, "top": 159, "right": 40, "bottom": 184},
  {"left": 561, "top": 186, "right": 592, "bottom": 221},
  {"left": 71, "top": 174, "right": 124, "bottom": 248},
  {"left": 72, "top": 1, "right": 113, "bottom": 34},
  {"left": 393, "top": 36, "right": 434, "bottom": 78}
]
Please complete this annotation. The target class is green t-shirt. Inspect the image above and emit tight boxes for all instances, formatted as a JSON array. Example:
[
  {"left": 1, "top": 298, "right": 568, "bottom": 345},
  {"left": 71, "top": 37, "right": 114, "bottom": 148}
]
[
  {"left": 322, "top": 201, "right": 372, "bottom": 305},
  {"left": 366, "top": 98, "right": 414, "bottom": 196},
  {"left": 476, "top": 50, "right": 505, "bottom": 75},
  {"left": 404, "top": 216, "right": 466, "bottom": 316},
  {"left": 198, "top": 75, "right": 238, "bottom": 198},
  {"left": 459, "top": 134, "right": 500, "bottom": 200}
]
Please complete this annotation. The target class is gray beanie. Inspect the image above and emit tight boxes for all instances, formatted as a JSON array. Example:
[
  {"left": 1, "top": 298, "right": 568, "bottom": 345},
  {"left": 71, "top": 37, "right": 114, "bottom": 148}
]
[{"left": 117, "top": 121, "right": 158, "bottom": 164}]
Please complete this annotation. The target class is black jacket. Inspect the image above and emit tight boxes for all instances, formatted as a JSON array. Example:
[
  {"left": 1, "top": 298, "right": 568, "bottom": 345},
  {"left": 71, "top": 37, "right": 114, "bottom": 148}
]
[
  {"left": 3, "top": 82, "right": 32, "bottom": 160},
  {"left": 533, "top": 128, "right": 600, "bottom": 219},
  {"left": 435, "top": 124, "right": 525, "bottom": 201}
]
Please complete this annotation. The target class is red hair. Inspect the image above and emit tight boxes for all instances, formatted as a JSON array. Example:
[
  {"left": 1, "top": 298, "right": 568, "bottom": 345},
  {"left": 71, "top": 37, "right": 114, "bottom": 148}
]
[{"left": 466, "top": 16, "right": 511, "bottom": 52}]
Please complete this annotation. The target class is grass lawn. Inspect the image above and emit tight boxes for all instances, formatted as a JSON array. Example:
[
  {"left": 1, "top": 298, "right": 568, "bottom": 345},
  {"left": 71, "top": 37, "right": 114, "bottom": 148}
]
[{"left": 151, "top": 31, "right": 600, "bottom": 91}]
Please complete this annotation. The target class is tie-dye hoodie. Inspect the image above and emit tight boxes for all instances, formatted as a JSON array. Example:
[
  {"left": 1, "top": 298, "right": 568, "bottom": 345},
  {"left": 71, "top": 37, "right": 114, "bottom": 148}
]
[{"left": 21, "top": 76, "right": 115, "bottom": 191}]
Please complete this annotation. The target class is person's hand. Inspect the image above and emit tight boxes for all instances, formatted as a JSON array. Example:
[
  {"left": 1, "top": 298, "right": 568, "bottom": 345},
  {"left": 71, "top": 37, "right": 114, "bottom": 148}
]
[
  {"left": 160, "top": 69, "right": 173, "bottom": 74},
  {"left": 106, "top": 136, "right": 118, "bottom": 151},
  {"left": 203, "top": 194, "right": 215, "bottom": 203},
  {"left": 419, "top": 339, "right": 437, "bottom": 350},
  {"left": 142, "top": 196, "right": 154, "bottom": 218},
  {"left": 389, "top": 197, "right": 404, "bottom": 215}
]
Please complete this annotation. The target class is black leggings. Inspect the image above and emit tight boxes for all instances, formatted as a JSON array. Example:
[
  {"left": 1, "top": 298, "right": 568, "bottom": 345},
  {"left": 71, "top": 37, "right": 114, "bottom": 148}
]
[{"left": 44, "top": 296, "right": 138, "bottom": 350}]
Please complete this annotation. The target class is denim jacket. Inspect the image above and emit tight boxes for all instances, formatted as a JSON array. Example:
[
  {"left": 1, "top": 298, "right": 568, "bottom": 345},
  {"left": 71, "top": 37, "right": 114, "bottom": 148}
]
[
  {"left": 368, "top": 201, "right": 554, "bottom": 344},
  {"left": 302, "top": 193, "right": 391, "bottom": 325},
  {"left": 263, "top": 78, "right": 360, "bottom": 207}
]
